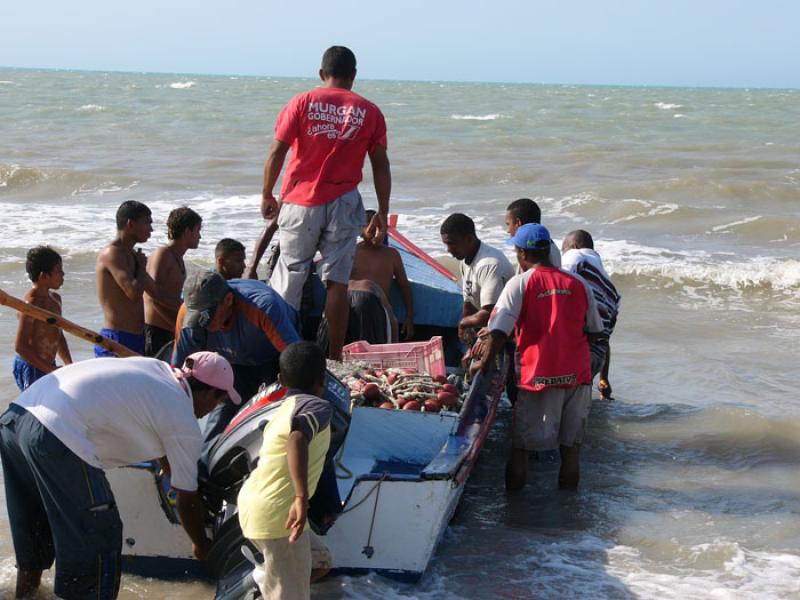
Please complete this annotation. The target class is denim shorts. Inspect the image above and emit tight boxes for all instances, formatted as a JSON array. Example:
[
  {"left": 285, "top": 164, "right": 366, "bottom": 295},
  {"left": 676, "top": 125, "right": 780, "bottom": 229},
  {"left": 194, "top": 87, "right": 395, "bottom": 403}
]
[{"left": 0, "top": 404, "right": 122, "bottom": 599}]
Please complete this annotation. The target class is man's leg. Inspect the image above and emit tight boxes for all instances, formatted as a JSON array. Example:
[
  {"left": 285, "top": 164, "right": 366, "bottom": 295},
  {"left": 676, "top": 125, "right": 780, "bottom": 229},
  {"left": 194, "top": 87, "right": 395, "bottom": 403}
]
[
  {"left": 19, "top": 413, "right": 122, "bottom": 599},
  {"left": 558, "top": 444, "right": 581, "bottom": 490},
  {"left": 0, "top": 406, "right": 53, "bottom": 598},
  {"left": 599, "top": 347, "right": 612, "bottom": 400},
  {"left": 324, "top": 280, "right": 350, "bottom": 361},
  {"left": 505, "top": 447, "right": 528, "bottom": 491},
  {"left": 318, "top": 189, "right": 364, "bottom": 360},
  {"left": 272, "top": 203, "right": 322, "bottom": 311},
  {"left": 557, "top": 384, "right": 592, "bottom": 491}
]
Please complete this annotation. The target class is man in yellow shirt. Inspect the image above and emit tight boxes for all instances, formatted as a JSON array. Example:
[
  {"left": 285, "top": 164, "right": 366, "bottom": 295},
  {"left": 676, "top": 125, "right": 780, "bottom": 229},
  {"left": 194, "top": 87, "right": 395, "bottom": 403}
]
[{"left": 237, "top": 341, "right": 331, "bottom": 600}]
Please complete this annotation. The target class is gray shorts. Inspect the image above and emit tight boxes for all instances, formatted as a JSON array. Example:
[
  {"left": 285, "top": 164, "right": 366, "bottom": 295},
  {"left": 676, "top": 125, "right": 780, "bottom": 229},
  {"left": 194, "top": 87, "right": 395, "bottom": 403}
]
[
  {"left": 513, "top": 385, "right": 591, "bottom": 450},
  {"left": 272, "top": 189, "right": 365, "bottom": 310}
]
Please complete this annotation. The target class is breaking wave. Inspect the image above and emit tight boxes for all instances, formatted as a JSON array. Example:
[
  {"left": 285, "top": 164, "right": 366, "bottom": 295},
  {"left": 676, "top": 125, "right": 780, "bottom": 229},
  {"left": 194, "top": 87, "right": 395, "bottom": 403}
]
[
  {"left": 0, "top": 163, "right": 137, "bottom": 197},
  {"left": 654, "top": 102, "right": 683, "bottom": 110},
  {"left": 450, "top": 114, "right": 504, "bottom": 120},
  {"left": 601, "top": 239, "right": 800, "bottom": 292},
  {"left": 77, "top": 104, "right": 107, "bottom": 112},
  {"left": 169, "top": 81, "right": 196, "bottom": 89}
]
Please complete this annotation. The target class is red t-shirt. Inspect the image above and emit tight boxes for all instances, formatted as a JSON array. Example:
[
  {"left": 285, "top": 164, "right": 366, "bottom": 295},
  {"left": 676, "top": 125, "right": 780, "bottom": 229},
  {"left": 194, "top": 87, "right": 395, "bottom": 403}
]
[{"left": 275, "top": 87, "right": 388, "bottom": 206}]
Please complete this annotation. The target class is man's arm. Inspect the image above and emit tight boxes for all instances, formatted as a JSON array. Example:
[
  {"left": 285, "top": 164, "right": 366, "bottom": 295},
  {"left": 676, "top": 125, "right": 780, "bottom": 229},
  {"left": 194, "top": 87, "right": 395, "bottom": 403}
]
[
  {"left": 459, "top": 305, "right": 493, "bottom": 330},
  {"left": 245, "top": 219, "right": 278, "bottom": 280},
  {"left": 175, "top": 490, "right": 211, "bottom": 560},
  {"left": 367, "top": 144, "right": 391, "bottom": 244},
  {"left": 285, "top": 430, "right": 310, "bottom": 543},
  {"left": 56, "top": 331, "right": 72, "bottom": 366},
  {"left": 146, "top": 248, "right": 183, "bottom": 318},
  {"left": 261, "top": 140, "right": 291, "bottom": 219},
  {"left": 479, "top": 330, "right": 509, "bottom": 375},
  {"left": 392, "top": 249, "right": 414, "bottom": 339},
  {"left": 171, "top": 325, "right": 202, "bottom": 368},
  {"left": 100, "top": 246, "right": 154, "bottom": 301}
]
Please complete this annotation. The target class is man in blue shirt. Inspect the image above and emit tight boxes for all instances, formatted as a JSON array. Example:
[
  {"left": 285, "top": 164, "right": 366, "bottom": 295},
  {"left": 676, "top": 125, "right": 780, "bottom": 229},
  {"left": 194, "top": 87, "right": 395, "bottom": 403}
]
[{"left": 172, "top": 271, "right": 301, "bottom": 447}]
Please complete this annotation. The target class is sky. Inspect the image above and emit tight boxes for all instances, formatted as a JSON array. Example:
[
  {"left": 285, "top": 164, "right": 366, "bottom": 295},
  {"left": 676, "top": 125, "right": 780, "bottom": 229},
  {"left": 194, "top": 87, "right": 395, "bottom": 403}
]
[{"left": 2, "top": 0, "right": 799, "bottom": 88}]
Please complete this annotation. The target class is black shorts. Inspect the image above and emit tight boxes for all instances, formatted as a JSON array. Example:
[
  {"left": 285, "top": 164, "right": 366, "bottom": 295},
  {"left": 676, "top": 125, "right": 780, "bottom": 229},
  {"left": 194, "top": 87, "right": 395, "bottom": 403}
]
[{"left": 144, "top": 323, "right": 175, "bottom": 358}]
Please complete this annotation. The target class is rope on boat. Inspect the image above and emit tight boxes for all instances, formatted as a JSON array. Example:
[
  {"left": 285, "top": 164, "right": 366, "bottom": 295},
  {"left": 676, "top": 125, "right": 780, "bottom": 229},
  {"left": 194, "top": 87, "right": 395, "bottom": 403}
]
[
  {"left": 340, "top": 472, "right": 387, "bottom": 515},
  {"left": 334, "top": 439, "right": 353, "bottom": 479},
  {"left": 360, "top": 472, "right": 387, "bottom": 560}
]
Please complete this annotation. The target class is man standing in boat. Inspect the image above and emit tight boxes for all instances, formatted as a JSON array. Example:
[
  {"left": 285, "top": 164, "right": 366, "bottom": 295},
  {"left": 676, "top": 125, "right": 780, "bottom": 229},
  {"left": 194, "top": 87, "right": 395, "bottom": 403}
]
[
  {"left": 95, "top": 200, "right": 159, "bottom": 356},
  {"left": 479, "top": 224, "right": 603, "bottom": 491},
  {"left": 0, "top": 352, "right": 239, "bottom": 599},
  {"left": 260, "top": 45, "right": 391, "bottom": 361},
  {"left": 143, "top": 207, "right": 203, "bottom": 357},
  {"left": 172, "top": 271, "right": 301, "bottom": 448}
]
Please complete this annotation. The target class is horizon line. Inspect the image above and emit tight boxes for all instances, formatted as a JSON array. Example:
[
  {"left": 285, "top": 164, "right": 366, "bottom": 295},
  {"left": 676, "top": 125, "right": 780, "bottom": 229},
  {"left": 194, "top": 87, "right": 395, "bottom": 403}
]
[{"left": 1, "top": 64, "right": 798, "bottom": 93}]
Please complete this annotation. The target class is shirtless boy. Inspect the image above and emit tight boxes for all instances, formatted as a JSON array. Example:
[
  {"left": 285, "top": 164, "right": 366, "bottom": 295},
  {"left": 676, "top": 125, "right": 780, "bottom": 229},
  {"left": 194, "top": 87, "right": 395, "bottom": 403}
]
[
  {"left": 95, "top": 200, "right": 158, "bottom": 356},
  {"left": 350, "top": 209, "right": 414, "bottom": 339},
  {"left": 13, "top": 246, "right": 72, "bottom": 390},
  {"left": 144, "top": 207, "right": 202, "bottom": 356}
]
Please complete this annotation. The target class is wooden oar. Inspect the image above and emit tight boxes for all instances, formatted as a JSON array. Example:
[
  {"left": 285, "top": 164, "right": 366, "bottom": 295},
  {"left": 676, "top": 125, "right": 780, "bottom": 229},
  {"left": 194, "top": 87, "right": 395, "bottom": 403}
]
[{"left": 0, "top": 288, "right": 139, "bottom": 358}]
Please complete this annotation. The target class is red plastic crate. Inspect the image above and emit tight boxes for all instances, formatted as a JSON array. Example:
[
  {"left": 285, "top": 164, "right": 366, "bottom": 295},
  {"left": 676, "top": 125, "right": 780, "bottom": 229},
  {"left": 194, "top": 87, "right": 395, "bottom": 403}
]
[{"left": 341, "top": 336, "right": 446, "bottom": 378}]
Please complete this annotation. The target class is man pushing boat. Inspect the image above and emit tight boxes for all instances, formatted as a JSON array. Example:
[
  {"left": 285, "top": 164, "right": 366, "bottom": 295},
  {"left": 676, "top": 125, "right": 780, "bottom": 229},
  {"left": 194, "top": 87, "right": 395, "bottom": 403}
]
[
  {"left": 0, "top": 352, "right": 239, "bottom": 599},
  {"left": 479, "top": 224, "right": 603, "bottom": 491}
]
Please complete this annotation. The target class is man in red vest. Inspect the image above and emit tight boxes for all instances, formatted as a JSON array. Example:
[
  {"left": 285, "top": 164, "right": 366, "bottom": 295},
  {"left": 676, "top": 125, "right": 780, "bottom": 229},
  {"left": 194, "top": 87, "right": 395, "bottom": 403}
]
[{"left": 479, "top": 223, "right": 603, "bottom": 491}]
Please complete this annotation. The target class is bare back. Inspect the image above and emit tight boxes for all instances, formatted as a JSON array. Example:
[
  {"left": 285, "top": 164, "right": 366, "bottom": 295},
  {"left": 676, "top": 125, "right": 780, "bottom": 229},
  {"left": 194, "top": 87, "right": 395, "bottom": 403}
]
[
  {"left": 350, "top": 242, "right": 401, "bottom": 298},
  {"left": 96, "top": 240, "right": 145, "bottom": 334},
  {"left": 17, "top": 290, "right": 63, "bottom": 366},
  {"left": 144, "top": 245, "right": 185, "bottom": 331}
]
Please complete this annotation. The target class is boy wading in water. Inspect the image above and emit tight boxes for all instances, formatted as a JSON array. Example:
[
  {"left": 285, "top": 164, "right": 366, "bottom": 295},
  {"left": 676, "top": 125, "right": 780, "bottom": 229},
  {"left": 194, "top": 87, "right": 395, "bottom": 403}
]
[
  {"left": 13, "top": 246, "right": 72, "bottom": 390},
  {"left": 237, "top": 341, "right": 333, "bottom": 600}
]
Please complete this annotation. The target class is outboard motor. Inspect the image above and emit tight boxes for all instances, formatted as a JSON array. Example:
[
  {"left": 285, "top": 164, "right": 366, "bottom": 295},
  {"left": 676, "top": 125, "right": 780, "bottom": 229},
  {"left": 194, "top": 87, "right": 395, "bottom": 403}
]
[{"left": 202, "top": 370, "right": 350, "bottom": 599}]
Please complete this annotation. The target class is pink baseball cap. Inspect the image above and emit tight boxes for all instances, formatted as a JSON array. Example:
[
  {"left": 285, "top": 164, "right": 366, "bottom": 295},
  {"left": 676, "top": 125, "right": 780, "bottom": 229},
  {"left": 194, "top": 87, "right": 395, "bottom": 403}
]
[{"left": 182, "top": 351, "right": 242, "bottom": 405}]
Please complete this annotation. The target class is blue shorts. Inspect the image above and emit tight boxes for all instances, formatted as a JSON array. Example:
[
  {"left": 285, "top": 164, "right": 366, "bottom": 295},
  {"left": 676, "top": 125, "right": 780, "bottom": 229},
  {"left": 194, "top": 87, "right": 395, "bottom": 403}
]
[
  {"left": 12, "top": 355, "right": 48, "bottom": 391},
  {"left": 0, "top": 404, "right": 121, "bottom": 599},
  {"left": 94, "top": 328, "right": 145, "bottom": 357}
]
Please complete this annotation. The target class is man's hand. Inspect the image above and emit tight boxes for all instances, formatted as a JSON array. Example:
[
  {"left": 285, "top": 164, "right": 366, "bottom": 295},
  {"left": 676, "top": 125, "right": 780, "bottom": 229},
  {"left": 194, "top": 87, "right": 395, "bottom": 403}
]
[
  {"left": 478, "top": 358, "right": 491, "bottom": 375},
  {"left": 368, "top": 212, "right": 388, "bottom": 245},
  {"left": 261, "top": 193, "right": 279, "bottom": 220},
  {"left": 134, "top": 248, "right": 147, "bottom": 273},
  {"left": 285, "top": 496, "right": 308, "bottom": 543},
  {"left": 192, "top": 538, "right": 212, "bottom": 561},
  {"left": 402, "top": 316, "right": 415, "bottom": 340}
]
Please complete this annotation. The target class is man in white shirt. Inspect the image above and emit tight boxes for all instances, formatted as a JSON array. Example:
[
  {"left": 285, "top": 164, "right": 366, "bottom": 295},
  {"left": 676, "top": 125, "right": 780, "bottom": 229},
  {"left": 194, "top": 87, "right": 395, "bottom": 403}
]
[
  {"left": 561, "top": 229, "right": 621, "bottom": 399},
  {"left": 0, "top": 352, "right": 240, "bottom": 600},
  {"left": 440, "top": 213, "right": 514, "bottom": 344}
]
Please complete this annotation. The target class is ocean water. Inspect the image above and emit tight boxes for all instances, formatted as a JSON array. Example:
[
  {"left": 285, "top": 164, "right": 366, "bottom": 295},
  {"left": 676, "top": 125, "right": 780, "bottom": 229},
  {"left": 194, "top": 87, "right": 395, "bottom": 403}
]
[{"left": 1, "top": 68, "right": 799, "bottom": 599}]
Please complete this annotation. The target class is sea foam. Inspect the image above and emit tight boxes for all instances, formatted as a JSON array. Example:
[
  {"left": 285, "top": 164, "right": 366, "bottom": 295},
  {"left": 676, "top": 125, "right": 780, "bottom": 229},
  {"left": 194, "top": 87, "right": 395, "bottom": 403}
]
[
  {"left": 77, "top": 104, "right": 106, "bottom": 112},
  {"left": 169, "top": 81, "right": 196, "bottom": 89},
  {"left": 450, "top": 114, "right": 503, "bottom": 120}
]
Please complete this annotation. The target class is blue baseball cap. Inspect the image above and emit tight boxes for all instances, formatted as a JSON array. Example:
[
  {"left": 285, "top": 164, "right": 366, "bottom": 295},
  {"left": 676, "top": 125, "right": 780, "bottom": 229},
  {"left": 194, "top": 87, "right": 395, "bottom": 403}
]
[{"left": 506, "top": 223, "right": 552, "bottom": 250}]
